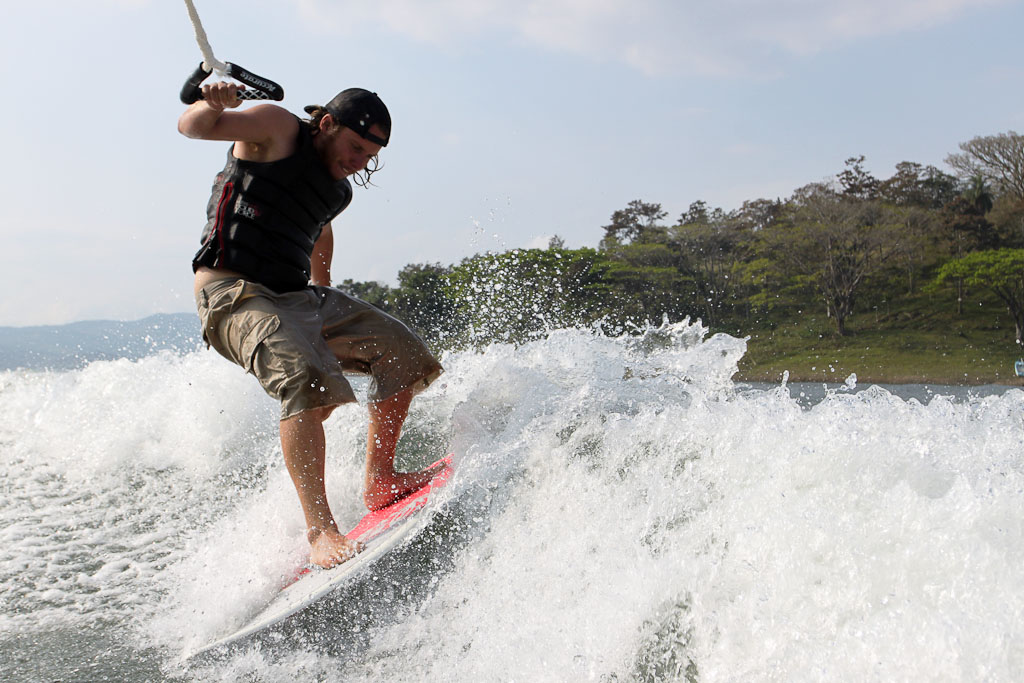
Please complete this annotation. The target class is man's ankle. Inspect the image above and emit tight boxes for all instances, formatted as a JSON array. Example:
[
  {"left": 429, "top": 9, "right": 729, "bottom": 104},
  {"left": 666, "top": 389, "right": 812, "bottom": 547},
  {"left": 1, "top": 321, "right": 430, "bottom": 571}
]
[{"left": 306, "top": 524, "right": 338, "bottom": 545}]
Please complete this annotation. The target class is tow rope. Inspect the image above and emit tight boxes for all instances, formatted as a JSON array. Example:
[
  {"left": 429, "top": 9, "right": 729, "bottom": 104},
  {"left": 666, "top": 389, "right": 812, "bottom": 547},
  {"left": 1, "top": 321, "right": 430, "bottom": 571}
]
[{"left": 179, "top": 0, "right": 284, "bottom": 104}]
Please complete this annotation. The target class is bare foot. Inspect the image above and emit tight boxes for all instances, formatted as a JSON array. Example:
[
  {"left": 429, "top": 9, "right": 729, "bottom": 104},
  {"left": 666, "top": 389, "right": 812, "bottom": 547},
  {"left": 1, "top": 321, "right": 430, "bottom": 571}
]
[
  {"left": 308, "top": 528, "right": 364, "bottom": 568},
  {"left": 364, "top": 461, "right": 448, "bottom": 511}
]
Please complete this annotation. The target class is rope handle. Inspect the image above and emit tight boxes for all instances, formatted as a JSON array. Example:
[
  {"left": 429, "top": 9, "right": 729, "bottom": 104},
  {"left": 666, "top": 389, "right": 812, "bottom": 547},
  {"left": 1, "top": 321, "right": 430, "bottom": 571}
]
[
  {"left": 180, "top": 62, "right": 285, "bottom": 105},
  {"left": 179, "top": 0, "right": 284, "bottom": 105}
]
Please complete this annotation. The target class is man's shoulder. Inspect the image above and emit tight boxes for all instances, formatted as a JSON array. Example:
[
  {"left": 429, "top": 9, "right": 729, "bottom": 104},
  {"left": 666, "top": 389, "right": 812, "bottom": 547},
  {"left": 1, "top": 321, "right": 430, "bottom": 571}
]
[
  {"left": 245, "top": 104, "right": 301, "bottom": 135},
  {"left": 232, "top": 105, "right": 303, "bottom": 162}
]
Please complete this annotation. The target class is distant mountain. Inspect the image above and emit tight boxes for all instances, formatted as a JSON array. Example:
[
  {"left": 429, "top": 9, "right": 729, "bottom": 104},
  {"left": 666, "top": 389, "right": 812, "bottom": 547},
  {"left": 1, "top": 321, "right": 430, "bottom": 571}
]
[{"left": 0, "top": 313, "right": 203, "bottom": 371}]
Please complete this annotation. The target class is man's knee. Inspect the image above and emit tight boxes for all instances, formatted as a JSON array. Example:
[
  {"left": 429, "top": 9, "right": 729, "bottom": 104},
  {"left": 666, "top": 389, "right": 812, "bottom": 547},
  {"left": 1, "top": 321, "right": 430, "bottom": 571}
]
[
  {"left": 282, "top": 404, "right": 337, "bottom": 425},
  {"left": 307, "top": 404, "right": 338, "bottom": 423}
]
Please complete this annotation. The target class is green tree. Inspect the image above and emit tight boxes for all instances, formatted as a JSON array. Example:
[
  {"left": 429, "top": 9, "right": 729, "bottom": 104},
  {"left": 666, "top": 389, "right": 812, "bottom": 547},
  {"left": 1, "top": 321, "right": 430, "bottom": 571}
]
[
  {"left": 600, "top": 242, "right": 693, "bottom": 327},
  {"left": 933, "top": 249, "right": 1024, "bottom": 345},
  {"left": 764, "top": 185, "right": 902, "bottom": 335},
  {"left": 444, "top": 248, "right": 611, "bottom": 346},
  {"left": 887, "top": 205, "right": 940, "bottom": 294},
  {"left": 337, "top": 279, "right": 393, "bottom": 308},
  {"left": 736, "top": 255, "right": 793, "bottom": 317},
  {"left": 837, "top": 156, "right": 880, "bottom": 200},
  {"left": 391, "top": 264, "right": 458, "bottom": 346},
  {"left": 988, "top": 195, "right": 1024, "bottom": 248},
  {"left": 671, "top": 202, "right": 749, "bottom": 327},
  {"left": 679, "top": 199, "right": 726, "bottom": 226},
  {"left": 938, "top": 197, "right": 999, "bottom": 314},
  {"left": 734, "top": 198, "right": 784, "bottom": 231},
  {"left": 600, "top": 200, "right": 668, "bottom": 248},
  {"left": 962, "top": 174, "right": 995, "bottom": 214}
]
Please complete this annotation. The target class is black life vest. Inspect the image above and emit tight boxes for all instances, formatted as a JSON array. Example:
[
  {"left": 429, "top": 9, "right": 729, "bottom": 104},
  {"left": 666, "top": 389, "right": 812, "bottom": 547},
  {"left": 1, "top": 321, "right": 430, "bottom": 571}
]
[{"left": 192, "top": 120, "right": 353, "bottom": 292}]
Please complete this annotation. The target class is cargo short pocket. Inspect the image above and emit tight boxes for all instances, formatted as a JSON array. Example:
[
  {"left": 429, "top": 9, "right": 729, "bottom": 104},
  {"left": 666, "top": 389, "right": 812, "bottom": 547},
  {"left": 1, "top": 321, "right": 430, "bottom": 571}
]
[{"left": 236, "top": 313, "right": 281, "bottom": 374}]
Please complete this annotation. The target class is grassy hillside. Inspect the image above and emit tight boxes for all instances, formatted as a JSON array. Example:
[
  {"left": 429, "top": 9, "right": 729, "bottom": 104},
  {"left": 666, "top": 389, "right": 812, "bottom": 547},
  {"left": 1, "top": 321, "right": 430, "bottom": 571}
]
[{"left": 731, "top": 289, "right": 1024, "bottom": 386}]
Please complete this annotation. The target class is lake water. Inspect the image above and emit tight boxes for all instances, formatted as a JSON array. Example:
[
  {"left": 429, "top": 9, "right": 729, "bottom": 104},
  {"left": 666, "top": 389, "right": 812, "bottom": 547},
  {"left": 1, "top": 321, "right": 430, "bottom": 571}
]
[{"left": 2, "top": 320, "right": 1022, "bottom": 681}]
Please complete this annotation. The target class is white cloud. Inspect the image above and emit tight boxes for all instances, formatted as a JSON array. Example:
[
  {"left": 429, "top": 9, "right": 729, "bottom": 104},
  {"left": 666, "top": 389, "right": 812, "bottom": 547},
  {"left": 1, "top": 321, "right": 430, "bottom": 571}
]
[
  {"left": 525, "top": 234, "right": 553, "bottom": 249},
  {"left": 294, "top": 0, "right": 1006, "bottom": 76}
]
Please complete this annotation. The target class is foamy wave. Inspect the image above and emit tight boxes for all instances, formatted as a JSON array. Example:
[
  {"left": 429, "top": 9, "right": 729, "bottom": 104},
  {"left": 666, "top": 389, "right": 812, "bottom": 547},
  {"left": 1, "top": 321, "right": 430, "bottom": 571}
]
[{"left": 2, "top": 322, "right": 1023, "bottom": 682}]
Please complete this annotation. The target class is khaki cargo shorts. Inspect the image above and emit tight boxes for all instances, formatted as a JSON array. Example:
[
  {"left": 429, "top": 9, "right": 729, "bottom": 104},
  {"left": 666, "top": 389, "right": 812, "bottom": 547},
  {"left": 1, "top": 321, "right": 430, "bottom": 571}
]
[{"left": 196, "top": 278, "right": 443, "bottom": 419}]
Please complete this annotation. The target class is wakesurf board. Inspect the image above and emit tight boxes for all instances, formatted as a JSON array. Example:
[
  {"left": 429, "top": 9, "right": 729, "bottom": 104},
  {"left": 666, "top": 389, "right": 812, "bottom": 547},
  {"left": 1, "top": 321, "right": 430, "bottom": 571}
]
[{"left": 184, "top": 455, "right": 454, "bottom": 660}]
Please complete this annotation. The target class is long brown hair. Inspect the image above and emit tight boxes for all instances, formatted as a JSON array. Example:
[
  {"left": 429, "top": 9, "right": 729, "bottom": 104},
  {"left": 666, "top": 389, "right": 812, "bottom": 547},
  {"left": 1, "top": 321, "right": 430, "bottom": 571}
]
[{"left": 303, "top": 105, "right": 382, "bottom": 187}]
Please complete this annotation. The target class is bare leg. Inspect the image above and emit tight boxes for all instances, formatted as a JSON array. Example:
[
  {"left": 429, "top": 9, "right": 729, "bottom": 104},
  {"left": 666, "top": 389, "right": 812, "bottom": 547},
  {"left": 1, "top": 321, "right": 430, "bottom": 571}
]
[
  {"left": 363, "top": 387, "right": 447, "bottom": 511},
  {"left": 280, "top": 407, "right": 364, "bottom": 568}
]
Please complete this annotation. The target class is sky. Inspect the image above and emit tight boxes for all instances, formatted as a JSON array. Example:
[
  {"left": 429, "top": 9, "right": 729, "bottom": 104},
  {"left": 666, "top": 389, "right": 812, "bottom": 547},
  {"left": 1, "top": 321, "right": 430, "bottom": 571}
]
[{"left": 1, "top": 0, "right": 1022, "bottom": 326}]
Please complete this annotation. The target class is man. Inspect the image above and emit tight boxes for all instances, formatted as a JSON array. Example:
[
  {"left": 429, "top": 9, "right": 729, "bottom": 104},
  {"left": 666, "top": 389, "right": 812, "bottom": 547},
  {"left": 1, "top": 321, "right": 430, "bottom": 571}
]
[{"left": 179, "top": 81, "right": 445, "bottom": 569}]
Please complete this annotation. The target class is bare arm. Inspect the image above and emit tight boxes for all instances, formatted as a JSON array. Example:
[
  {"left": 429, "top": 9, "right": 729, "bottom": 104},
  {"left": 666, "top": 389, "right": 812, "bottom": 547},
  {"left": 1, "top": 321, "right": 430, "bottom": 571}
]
[
  {"left": 177, "top": 81, "right": 299, "bottom": 162},
  {"left": 311, "top": 223, "right": 334, "bottom": 287}
]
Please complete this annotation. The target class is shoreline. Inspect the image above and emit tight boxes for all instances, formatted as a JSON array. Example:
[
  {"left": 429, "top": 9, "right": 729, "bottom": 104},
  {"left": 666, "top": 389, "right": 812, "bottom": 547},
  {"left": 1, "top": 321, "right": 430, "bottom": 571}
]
[{"left": 733, "top": 371, "right": 1024, "bottom": 388}]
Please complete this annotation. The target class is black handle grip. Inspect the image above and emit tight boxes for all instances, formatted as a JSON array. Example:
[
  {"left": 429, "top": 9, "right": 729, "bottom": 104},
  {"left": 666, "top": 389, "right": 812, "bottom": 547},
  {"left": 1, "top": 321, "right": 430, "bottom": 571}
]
[
  {"left": 179, "top": 62, "right": 211, "bottom": 104},
  {"left": 179, "top": 62, "right": 285, "bottom": 105},
  {"left": 224, "top": 63, "right": 284, "bottom": 101}
]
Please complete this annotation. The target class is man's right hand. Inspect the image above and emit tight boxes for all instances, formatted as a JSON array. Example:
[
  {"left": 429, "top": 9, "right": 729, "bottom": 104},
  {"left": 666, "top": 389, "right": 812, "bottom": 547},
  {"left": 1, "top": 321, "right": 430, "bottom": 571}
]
[{"left": 201, "top": 81, "right": 246, "bottom": 112}]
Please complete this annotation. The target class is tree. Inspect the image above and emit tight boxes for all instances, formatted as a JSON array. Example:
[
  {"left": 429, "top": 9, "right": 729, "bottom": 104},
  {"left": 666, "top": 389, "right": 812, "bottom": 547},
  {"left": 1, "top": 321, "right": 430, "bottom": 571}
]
[
  {"left": 888, "top": 205, "right": 940, "bottom": 294},
  {"left": 734, "top": 198, "right": 784, "bottom": 232},
  {"left": 988, "top": 194, "right": 1024, "bottom": 248},
  {"left": 962, "top": 174, "right": 995, "bottom": 214},
  {"left": 444, "top": 248, "right": 611, "bottom": 346},
  {"left": 763, "top": 185, "right": 901, "bottom": 335},
  {"left": 600, "top": 200, "right": 668, "bottom": 247},
  {"left": 837, "top": 156, "right": 880, "bottom": 200},
  {"left": 933, "top": 249, "right": 1024, "bottom": 345},
  {"left": 877, "top": 161, "right": 959, "bottom": 208},
  {"left": 679, "top": 200, "right": 723, "bottom": 226},
  {"left": 946, "top": 131, "right": 1024, "bottom": 200},
  {"left": 938, "top": 197, "right": 999, "bottom": 313},
  {"left": 601, "top": 242, "right": 694, "bottom": 326},
  {"left": 391, "top": 263, "right": 457, "bottom": 345},
  {"left": 671, "top": 203, "right": 749, "bottom": 326},
  {"left": 338, "top": 279, "right": 392, "bottom": 308}
]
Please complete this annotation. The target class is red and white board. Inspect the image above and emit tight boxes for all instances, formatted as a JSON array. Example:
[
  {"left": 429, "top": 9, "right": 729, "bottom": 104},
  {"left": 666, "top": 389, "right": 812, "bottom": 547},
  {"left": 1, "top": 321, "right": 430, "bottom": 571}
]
[{"left": 184, "top": 455, "right": 454, "bottom": 660}]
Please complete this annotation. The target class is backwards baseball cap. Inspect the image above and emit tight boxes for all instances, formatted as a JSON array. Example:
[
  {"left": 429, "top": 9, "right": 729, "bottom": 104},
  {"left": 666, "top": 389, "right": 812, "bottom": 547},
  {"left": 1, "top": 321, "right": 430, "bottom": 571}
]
[{"left": 323, "top": 88, "right": 391, "bottom": 147}]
